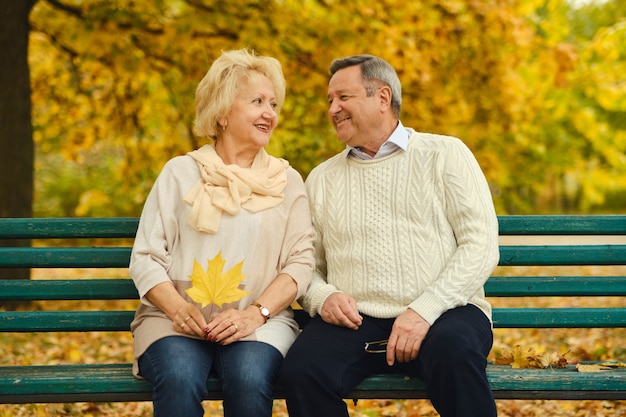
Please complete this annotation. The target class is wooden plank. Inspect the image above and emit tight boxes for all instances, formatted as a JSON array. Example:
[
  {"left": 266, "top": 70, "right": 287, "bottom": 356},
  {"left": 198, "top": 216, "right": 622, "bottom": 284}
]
[
  {"left": 0, "top": 218, "right": 138, "bottom": 239},
  {"left": 485, "top": 276, "right": 626, "bottom": 296},
  {"left": 348, "top": 364, "right": 626, "bottom": 399},
  {"left": 0, "top": 215, "right": 626, "bottom": 239},
  {"left": 0, "top": 364, "right": 153, "bottom": 403},
  {"left": 492, "top": 308, "right": 626, "bottom": 328},
  {"left": 1, "top": 244, "right": 624, "bottom": 269},
  {"left": 486, "top": 364, "right": 626, "bottom": 393},
  {"left": 0, "top": 363, "right": 624, "bottom": 403},
  {"left": 2, "top": 308, "right": 624, "bottom": 332},
  {"left": 0, "top": 247, "right": 131, "bottom": 268},
  {"left": 0, "top": 311, "right": 135, "bottom": 332},
  {"left": 1, "top": 215, "right": 624, "bottom": 238},
  {"left": 1, "top": 276, "right": 624, "bottom": 301},
  {"left": 0, "top": 279, "right": 138, "bottom": 300},
  {"left": 498, "top": 215, "right": 626, "bottom": 235},
  {"left": 499, "top": 245, "right": 626, "bottom": 266}
]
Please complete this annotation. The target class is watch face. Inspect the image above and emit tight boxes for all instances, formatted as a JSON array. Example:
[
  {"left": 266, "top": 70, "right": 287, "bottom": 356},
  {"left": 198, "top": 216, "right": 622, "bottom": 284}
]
[{"left": 261, "top": 307, "right": 270, "bottom": 318}]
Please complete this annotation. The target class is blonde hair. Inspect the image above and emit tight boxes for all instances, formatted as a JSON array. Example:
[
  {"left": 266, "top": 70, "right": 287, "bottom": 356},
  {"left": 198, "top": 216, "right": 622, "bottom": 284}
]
[{"left": 193, "top": 49, "right": 286, "bottom": 140}]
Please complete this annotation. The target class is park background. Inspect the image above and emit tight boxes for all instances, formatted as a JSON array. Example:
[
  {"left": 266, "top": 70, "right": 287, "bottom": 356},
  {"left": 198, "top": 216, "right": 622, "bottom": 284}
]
[{"left": 1, "top": 0, "right": 625, "bottom": 416}]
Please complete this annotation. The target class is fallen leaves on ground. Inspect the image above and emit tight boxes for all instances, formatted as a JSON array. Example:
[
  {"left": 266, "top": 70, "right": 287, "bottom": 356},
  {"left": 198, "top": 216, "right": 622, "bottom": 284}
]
[
  {"left": 576, "top": 363, "right": 613, "bottom": 372},
  {"left": 494, "top": 345, "right": 569, "bottom": 369}
]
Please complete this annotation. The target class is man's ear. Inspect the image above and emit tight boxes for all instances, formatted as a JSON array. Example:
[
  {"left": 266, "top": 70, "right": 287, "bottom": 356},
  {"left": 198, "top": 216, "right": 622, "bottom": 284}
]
[{"left": 378, "top": 86, "right": 392, "bottom": 111}]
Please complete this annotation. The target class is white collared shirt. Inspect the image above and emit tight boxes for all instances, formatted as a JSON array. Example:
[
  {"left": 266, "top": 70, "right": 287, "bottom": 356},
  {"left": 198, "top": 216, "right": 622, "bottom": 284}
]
[{"left": 348, "top": 121, "right": 411, "bottom": 160}]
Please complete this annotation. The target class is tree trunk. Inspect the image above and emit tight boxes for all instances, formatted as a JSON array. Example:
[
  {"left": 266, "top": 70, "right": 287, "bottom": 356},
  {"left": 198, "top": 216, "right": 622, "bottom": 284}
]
[{"left": 0, "top": 0, "right": 38, "bottom": 303}]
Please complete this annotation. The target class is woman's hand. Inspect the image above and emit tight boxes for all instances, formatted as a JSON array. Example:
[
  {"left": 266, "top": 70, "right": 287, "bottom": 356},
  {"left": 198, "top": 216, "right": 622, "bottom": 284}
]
[
  {"left": 204, "top": 307, "right": 265, "bottom": 345},
  {"left": 173, "top": 303, "right": 208, "bottom": 339},
  {"left": 205, "top": 273, "right": 298, "bottom": 344},
  {"left": 144, "top": 282, "right": 208, "bottom": 339}
]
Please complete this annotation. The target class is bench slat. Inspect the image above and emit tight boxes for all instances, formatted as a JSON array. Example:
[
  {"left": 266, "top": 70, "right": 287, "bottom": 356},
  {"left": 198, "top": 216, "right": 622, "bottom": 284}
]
[
  {"left": 485, "top": 276, "right": 626, "bottom": 296},
  {"left": 0, "top": 218, "right": 138, "bottom": 239},
  {"left": 1, "top": 215, "right": 625, "bottom": 237},
  {"left": 0, "top": 364, "right": 153, "bottom": 403},
  {"left": 0, "top": 363, "right": 624, "bottom": 404},
  {"left": 0, "top": 279, "right": 139, "bottom": 300},
  {"left": 499, "top": 245, "right": 626, "bottom": 266},
  {"left": 2, "top": 245, "right": 624, "bottom": 268},
  {"left": 0, "top": 311, "right": 135, "bottom": 332},
  {"left": 497, "top": 215, "right": 626, "bottom": 235},
  {"left": 1, "top": 276, "right": 624, "bottom": 301},
  {"left": 350, "top": 364, "right": 626, "bottom": 400},
  {"left": 2, "top": 308, "right": 624, "bottom": 332},
  {"left": 0, "top": 248, "right": 131, "bottom": 268},
  {"left": 492, "top": 308, "right": 626, "bottom": 328}
]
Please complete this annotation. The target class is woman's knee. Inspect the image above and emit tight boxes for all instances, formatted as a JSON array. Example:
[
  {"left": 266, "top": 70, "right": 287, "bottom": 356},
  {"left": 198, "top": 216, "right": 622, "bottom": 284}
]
[
  {"left": 219, "top": 342, "right": 282, "bottom": 393},
  {"left": 139, "top": 336, "right": 213, "bottom": 391}
]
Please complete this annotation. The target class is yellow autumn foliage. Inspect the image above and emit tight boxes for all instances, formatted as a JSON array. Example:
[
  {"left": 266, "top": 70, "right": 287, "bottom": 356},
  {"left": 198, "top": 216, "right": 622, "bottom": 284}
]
[
  {"left": 27, "top": 0, "right": 626, "bottom": 218},
  {"left": 494, "top": 345, "right": 569, "bottom": 369}
]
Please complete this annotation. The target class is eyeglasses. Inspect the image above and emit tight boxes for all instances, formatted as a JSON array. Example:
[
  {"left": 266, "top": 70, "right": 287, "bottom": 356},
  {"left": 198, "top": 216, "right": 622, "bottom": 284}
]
[{"left": 364, "top": 339, "right": 388, "bottom": 353}]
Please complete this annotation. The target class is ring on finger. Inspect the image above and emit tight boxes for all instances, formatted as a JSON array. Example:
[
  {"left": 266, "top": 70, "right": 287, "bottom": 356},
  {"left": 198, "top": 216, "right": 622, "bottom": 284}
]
[
  {"left": 183, "top": 316, "right": 191, "bottom": 323},
  {"left": 230, "top": 320, "right": 238, "bottom": 332},
  {"left": 180, "top": 322, "right": 187, "bottom": 330}
]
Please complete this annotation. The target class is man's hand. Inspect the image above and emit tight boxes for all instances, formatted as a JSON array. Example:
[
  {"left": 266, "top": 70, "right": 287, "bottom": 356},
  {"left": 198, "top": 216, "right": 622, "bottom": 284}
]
[
  {"left": 386, "top": 309, "right": 430, "bottom": 366},
  {"left": 320, "top": 292, "right": 363, "bottom": 330}
]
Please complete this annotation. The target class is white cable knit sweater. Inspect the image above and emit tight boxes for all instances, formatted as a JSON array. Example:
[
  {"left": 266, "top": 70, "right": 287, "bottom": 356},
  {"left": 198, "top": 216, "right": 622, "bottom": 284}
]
[{"left": 301, "top": 129, "right": 500, "bottom": 325}]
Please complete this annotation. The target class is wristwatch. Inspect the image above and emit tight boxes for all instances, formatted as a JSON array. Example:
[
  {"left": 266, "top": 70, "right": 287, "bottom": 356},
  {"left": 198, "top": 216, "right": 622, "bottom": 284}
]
[{"left": 252, "top": 302, "right": 270, "bottom": 322}]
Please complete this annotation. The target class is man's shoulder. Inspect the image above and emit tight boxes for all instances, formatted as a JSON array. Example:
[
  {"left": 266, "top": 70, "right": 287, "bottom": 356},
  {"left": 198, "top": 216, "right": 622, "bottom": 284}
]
[
  {"left": 307, "top": 149, "right": 349, "bottom": 179},
  {"left": 407, "top": 130, "right": 465, "bottom": 150}
]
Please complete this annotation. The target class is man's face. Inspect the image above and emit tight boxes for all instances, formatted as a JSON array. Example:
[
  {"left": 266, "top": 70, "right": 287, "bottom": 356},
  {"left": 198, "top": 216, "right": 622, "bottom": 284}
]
[{"left": 327, "top": 65, "right": 384, "bottom": 149}]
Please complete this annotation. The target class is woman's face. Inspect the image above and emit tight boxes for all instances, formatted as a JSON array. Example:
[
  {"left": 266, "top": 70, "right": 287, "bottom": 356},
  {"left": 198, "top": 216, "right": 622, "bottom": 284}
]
[{"left": 223, "top": 73, "right": 278, "bottom": 151}]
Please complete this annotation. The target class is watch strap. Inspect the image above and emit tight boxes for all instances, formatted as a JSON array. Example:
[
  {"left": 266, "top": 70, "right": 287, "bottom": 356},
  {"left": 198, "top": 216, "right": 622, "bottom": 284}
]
[{"left": 252, "top": 302, "right": 270, "bottom": 322}]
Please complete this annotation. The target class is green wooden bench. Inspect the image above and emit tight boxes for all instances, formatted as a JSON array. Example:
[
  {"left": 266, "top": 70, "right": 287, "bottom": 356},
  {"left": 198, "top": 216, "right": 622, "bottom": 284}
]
[{"left": 0, "top": 216, "right": 625, "bottom": 404}]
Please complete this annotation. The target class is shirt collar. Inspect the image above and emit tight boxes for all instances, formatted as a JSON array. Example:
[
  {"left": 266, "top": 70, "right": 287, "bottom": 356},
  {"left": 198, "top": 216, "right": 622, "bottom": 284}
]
[{"left": 348, "top": 120, "right": 410, "bottom": 160}]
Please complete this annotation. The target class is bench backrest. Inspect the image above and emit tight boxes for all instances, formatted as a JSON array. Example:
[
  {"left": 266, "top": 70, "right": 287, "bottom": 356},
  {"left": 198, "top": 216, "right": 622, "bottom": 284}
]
[{"left": 1, "top": 216, "right": 625, "bottom": 332}]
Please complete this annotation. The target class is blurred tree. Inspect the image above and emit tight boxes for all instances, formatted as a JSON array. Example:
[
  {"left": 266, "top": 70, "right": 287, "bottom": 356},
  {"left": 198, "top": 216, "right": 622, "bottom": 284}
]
[
  {"left": 18, "top": 0, "right": 626, "bottom": 217},
  {"left": 502, "top": 0, "right": 626, "bottom": 213},
  {"left": 0, "top": 0, "right": 37, "bottom": 288},
  {"left": 0, "top": 0, "right": 36, "bottom": 219},
  {"left": 567, "top": 0, "right": 626, "bottom": 212}
]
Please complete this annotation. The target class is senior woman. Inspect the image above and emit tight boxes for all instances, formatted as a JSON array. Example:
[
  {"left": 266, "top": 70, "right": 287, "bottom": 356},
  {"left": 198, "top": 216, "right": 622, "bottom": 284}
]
[{"left": 129, "top": 49, "right": 314, "bottom": 417}]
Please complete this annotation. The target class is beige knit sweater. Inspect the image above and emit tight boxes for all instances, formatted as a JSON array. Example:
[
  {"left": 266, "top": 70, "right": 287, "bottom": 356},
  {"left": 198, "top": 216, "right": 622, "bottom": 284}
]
[
  {"left": 301, "top": 130, "right": 499, "bottom": 325},
  {"left": 129, "top": 153, "right": 314, "bottom": 377}
]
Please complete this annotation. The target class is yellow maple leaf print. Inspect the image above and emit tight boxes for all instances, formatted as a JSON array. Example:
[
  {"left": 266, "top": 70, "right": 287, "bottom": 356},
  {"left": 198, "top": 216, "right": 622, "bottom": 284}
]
[{"left": 185, "top": 252, "right": 250, "bottom": 308}]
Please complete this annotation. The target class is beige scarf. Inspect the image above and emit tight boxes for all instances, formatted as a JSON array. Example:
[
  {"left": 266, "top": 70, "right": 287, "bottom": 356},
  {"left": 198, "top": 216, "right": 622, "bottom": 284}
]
[{"left": 184, "top": 144, "right": 288, "bottom": 234}]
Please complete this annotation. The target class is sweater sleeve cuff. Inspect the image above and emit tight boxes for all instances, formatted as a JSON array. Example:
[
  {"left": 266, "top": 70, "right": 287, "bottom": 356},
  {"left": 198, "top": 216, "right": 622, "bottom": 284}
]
[
  {"left": 301, "top": 283, "right": 340, "bottom": 317},
  {"left": 408, "top": 292, "right": 448, "bottom": 326}
]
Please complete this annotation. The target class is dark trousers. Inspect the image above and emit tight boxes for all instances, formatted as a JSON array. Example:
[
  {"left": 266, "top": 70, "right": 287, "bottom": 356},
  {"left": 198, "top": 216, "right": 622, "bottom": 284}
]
[{"left": 279, "top": 305, "right": 497, "bottom": 417}]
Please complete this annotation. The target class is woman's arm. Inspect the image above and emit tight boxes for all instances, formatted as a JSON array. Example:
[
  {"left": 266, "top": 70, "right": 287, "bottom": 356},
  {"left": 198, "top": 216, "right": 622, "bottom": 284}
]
[{"left": 144, "top": 281, "right": 208, "bottom": 338}]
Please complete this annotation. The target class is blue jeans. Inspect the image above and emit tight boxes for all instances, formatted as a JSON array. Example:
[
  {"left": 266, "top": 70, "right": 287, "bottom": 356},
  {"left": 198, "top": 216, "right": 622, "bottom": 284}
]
[
  {"left": 138, "top": 336, "right": 282, "bottom": 417},
  {"left": 279, "top": 305, "right": 496, "bottom": 417}
]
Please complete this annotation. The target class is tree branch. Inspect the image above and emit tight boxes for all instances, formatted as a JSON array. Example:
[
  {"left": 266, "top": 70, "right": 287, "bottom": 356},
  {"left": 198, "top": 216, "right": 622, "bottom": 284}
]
[{"left": 44, "top": 0, "right": 82, "bottom": 18}]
